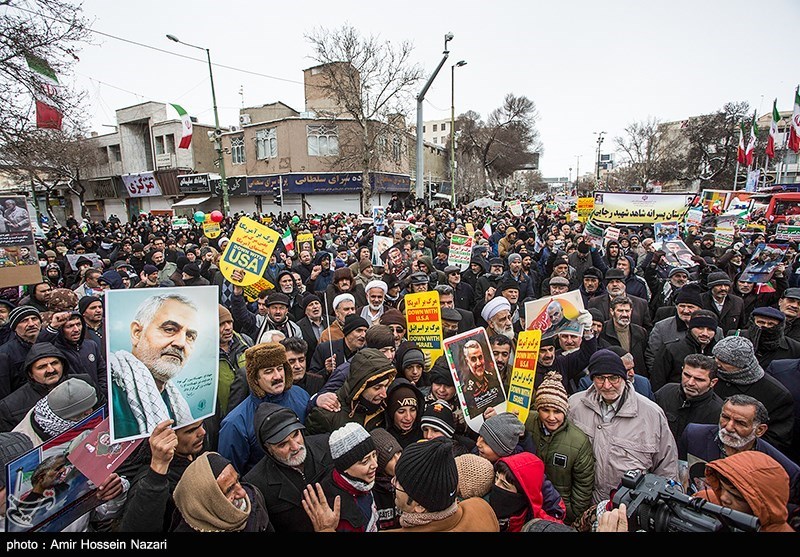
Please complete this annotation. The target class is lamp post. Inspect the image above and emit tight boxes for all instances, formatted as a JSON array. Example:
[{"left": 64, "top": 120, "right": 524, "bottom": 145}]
[
  {"left": 167, "top": 34, "right": 229, "bottom": 215},
  {"left": 450, "top": 60, "right": 466, "bottom": 207},
  {"left": 594, "top": 131, "right": 606, "bottom": 187},
  {"left": 416, "top": 32, "right": 453, "bottom": 206}
]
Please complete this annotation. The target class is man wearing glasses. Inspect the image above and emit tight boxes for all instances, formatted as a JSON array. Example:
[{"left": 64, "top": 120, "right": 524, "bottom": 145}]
[
  {"left": 567, "top": 348, "right": 679, "bottom": 505},
  {"left": 443, "top": 265, "right": 474, "bottom": 311}
]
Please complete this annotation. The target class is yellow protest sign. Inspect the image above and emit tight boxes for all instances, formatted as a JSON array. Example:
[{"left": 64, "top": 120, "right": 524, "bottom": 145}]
[
  {"left": 577, "top": 197, "right": 594, "bottom": 222},
  {"left": 404, "top": 291, "right": 443, "bottom": 367},
  {"left": 202, "top": 221, "right": 221, "bottom": 239},
  {"left": 219, "top": 216, "right": 280, "bottom": 286},
  {"left": 296, "top": 232, "right": 315, "bottom": 255},
  {"left": 465, "top": 222, "right": 475, "bottom": 238},
  {"left": 507, "top": 330, "right": 541, "bottom": 423},
  {"left": 242, "top": 277, "right": 275, "bottom": 302}
]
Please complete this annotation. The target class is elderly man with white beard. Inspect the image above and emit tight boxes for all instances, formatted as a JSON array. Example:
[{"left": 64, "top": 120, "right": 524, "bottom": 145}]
[
  {"left": 243, "top": 403, "right": 334, "bottom": 532},
  {"left": 359, "top": 280, "right": 387, "bottom": 327},
  {"left": 481, "top": 296, "right": 516, "bottom": 343},
  {"left": 109, "top": 293, "right": 197, "bottom": 440}
]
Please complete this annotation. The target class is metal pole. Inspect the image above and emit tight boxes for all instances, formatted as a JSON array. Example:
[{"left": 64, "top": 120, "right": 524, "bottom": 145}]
[
  {"left": 450, "top": 60, "right": 466, "bottom": 208},
  {"left": 206, "top": 48, "right": 229, "bottom": 215},
  {"left": 416, "top": 33, "right": 453, "bottom": 203}
]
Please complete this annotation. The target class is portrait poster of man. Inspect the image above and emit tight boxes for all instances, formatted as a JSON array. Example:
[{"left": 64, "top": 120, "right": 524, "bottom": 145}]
[
  {"left": 0, "top": 195, "right": 41, "bottom": 288},
  {"left": 5, "top": 408, "right": 105, "bottom": 533},
  {"left": 662, "top": 238, "right": 697, "bottom": 269},
  {"left": 653, "top": 221, "right": 680, "bottom": 248},
  {"left": 524, "top": 289, "right": 584, "bottom": 339},
  {"left": 739, "top": 243, "right": 787, "bottom": 283},
  {"left": 65, "top": 252, "right": 103, "bottom": 271},
  {"left": 296, "top": 231, "right": 315, "bottom": 255},
  {"left": 67, "top": 417, "right": 143, "bottom": 486},
  {"left": 372, "top": 206, "right": 386, "bottom": 232},
  {"left": 443, "top": 327, "right": 507, "bottom": 433},
  {"left": 105, "top": 286, "right": 219, "bottom": 444},
  {"left": 371, "top": 235, "right": 394, "bottom": 267}
]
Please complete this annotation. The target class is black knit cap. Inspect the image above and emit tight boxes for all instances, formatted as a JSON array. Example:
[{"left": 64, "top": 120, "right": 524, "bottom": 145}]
[
  {"left": 429, "top": 355, "right": 454, "bottom": 387},
  {"left": 369, "top": 427, "right": 402, "bottom": 474},
  {"left": 300, "top": 293, "right": 321, "bottom": 311},
  {"left": 206, "top": 452, "right": 232, "bottom": 479},
  {"left": 8, "top": 305, "right": 41, "bottom": 331},
  {"left": 342, "top": 314, "right": 369, "bottom": 336},
  {"left": 395, "top": 437, "right": 458, "bottom": 512},
  {"left": 675, "top": 283, "right": 703, "bottom": 307}
]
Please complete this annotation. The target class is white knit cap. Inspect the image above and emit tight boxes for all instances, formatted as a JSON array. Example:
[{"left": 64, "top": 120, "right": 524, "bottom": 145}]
[
  {"left": 364, "top": 280, "right": 388, "bottom": 295},
  {"left": 481, "top": 296, "right": 512, "bottom": 323},
  {"left": 332, "top": 293, "right": 355, "bottom": 310}
]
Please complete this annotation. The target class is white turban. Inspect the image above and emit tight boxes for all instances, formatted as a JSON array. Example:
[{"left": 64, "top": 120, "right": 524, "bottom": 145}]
[
  {"left": 364, "top": 280, "right": 388, "bottom": 295},
  {"left": 481, "top": 297, "right": 512, "bottom": 323},
  {"left": 332, "top": 293, "right": 355, "bottom": 310}
]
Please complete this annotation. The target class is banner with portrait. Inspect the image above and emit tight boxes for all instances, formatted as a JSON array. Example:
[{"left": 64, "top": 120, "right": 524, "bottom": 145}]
[
  {"left": 67, "top": 417, "right": 143, "bottom": 486},
  {"left": 506, "top": 330, "right": 541, "bottom": 424},
  {"left": 739, "top": 243, "right": 787, "bottom": 284},
  {"left": 524, "top": 290, "right": 584, "bottom": 339},
  {"left": 653, "top": 221, "right": 680, "bottom": 248},
  {"left": 5, "top": 408, "right": 106, "bottom": 532},
  {"left": 591, "top": 192, "right": 693, "bottom": 224},
  {"left": 296, "top": 232, "right": 315, "bottom": 255},
  {"left": 0, "top": 195, "right": 41, "bottom": 288},
  {"left": 443, "top": 327, "right": 507, "bottom": 433},
  {"left": 219, "top": 216, "right": 280, "bottom": 287},
  {"left": 661, "top": 238, "right": 697, "bottom": 269},
  {"left": 105, "top": 286, "right": 219, "bottom": 444},
  {"left": 404, "top": 291, "right": 443, "bottom": 367}
]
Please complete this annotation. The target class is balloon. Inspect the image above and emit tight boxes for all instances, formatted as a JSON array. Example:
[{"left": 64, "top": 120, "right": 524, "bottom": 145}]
[
  {"left": 193, "top": 211, "right": 205, "bottom": 223},
  {"left": 210, "top": 210, "right": 224, "bottom": 223},
  {"left": 291, "top": 215, "right": 300, "bottom": 224}
]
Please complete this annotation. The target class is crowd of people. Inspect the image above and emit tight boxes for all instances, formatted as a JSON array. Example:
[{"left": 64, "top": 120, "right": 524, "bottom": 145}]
[{"left": 0, "top": 194, "right": 799, "bottom": 534}]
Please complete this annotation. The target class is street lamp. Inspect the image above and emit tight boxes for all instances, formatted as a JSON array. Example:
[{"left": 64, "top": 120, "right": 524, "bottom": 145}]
[
  {"left": 594, "top": 131, "right": 606, "bottom": 187},
  {"left": 416, "top": 32, "right": 453, "bottom": 205},
  {"left": 450, "top": 60, "right": 467, "bottom": 207},
  {"left": 167, "top": 34, "right": 229, "bottom": 215}
]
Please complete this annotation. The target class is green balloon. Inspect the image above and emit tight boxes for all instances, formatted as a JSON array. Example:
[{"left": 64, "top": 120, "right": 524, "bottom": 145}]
[{"left": 291, "top": 216, "right": 300, "bottom": 224}]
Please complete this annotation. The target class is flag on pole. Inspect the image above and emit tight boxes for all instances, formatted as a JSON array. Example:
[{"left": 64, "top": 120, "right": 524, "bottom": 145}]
[
  {"left": 281, "top": 227, "right": 294, "bottom": 252},
  {"left": 766, "top": 99, "right": 780, "bottom": 159},
  {"left": 170, "top": 104, "right": 193, "bottom": 149},
  {"left": 25, "top": 54, "right": 62, "bottom": 130},
  {"left": 736, "top": 122, "right": 747, "bottom": 165},
  {"left": 744, "top": 114, "right": 757, "bottom": 167},
  {"left": 481, "top": 217, "right": 492, "bottom": 240},
  {"left": 789, "top": 88, "right": 800, "bottom": 153}
]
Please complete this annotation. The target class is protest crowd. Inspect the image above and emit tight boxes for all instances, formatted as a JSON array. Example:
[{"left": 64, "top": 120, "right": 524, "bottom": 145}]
[{"left": 1, "top": 190, "right": 799, "bottom": 534}]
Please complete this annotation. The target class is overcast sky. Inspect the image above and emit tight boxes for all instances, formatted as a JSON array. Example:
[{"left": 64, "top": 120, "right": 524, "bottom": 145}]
[{"left": 57, "top": 0, "right": 800, "bottom": 180}]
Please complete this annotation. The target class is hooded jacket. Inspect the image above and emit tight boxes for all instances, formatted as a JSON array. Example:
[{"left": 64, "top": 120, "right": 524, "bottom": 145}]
[
  {"left": 498, "top": 227, "right": 517, "bottom": 259},
  {"left": 697, "top": 451, "right": 795, "bottom": 532},
  {"left": 495, "top": 452, "right": 564, "bottom": 532},
  {"left": 384, "top": 378, "right": 425, "bottom": 448},
  {"left": 419, "top": 255, "right": 445, "bottom": 289},
  {"left": 39, "top": 311, "right": 107, "bottom": 395},
  {"left": 650, "top": 329, "right": 717, "bottom": 392},
  {"left": 304, "top": 348, "right": 397, "bottom": 435}
]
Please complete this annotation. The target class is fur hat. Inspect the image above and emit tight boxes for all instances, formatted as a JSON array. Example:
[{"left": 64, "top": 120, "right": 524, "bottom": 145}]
[
  {"left": 395, "top": 438, "right": 458, "bottom": 512},
  {"left": 478, "top": 412, "right": 524, "bottom": 457},
  {"left": 420, "top": 399, "right": 456, "bottom": 438},
  {"left": 244, "top": 342, "right": 291, "bottom": 398},
  {"left": 329, "top": 422, "right": 375, "bottom": 473},
  {"left": 534, "top": 371, "right": 569, "bottom": 414},
  {"left": 455, "top": 453, "right": 495, "bottom": 499},
  {"left": 333, "top": 267, "right": 353, "bottom": 283},
  {"left": 369, "top": 427, "right": 402, "bottom": 474},
  {"left": 47, "top": 377, "right": 97, "bottom": 419}
]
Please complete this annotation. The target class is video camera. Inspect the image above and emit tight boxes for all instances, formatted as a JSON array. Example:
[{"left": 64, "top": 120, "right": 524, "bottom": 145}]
[{"left": 611, "top": 470, "right": 760, "bottom": 532}]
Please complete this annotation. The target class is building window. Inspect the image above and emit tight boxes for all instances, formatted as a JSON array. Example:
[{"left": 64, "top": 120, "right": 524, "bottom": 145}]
[
  {"left": 154, "top": 135, "right": 175, "bottom": 156},
  {"left": 98, "top": 147, "right": 109, "bottom": 164},
  {"left": 432, "top": 137, "right": 437, "bottom": 144},
  {"left": 307, "top": 124, "right": 339, "bottom": 157},
  {"left": 441, "top": 123, "right": 447, "bottom": 132},
  {"left": 392, "top": 136, "right": 402, "bottom": 162},
  {"left": 441, "top": 136, "right": 446, "bottom": 144},
  {"left": 231, "top": 136, "right": 245, "bottom": 164},
  {"left": 422, "top": 125, "right": 426, "bottom": 133},
  {"left": 432, "top": 124, "right": 438, "bottom": 132},
  {"left": 255, "top": 128, "right": 277, "bottom": 159},
  {"left": 108, "top": 144, "right": 121, "bottom": 162}
]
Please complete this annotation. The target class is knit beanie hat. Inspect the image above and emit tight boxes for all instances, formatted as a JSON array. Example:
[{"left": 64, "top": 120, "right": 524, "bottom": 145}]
[
  {"left": 78, "top": 295, "right": 101, "bottom": 315},
  {"left": 47, "top": 377, "right": 97, "bottom": 419},
  {"left": 455, "top": 453, "right": 495, "bottom": 499},
  {"left": 397, "top": 342, "right": 424, "bottom": 371},
  {"left": 712, "top": 336, "right": 764, "bottom": 385},
  {"left": 183, "top": 263, "right": 201, "bottom": 278},
  {"left": 369, "top": 427, "right": 402, "bottom": 474},
  {"left": 588, "top": 307, "right": 605, "bottom": 323},
  {"left": 9, "top": 305, "right": 41, "bottom": 331},
  {"left": 429, "top": 356, "right": 454, "bottom": 387},
  {"left": 218, "top": 304, "right": 233, "bottom": 325},
  {"left": 358, "top": 259, "right": 373, "bottom": 273},
  {"left": 0, "top": 432, "right": 33, "bottom": 488},
  {"left": 365, "top": 324, "right": 395, "bottom": 350},
  {"left": 478, "top": 412, "right": 524, "bottom": 457},
  {"left": 420, "top": 400, "right": 456, "bottom": 438},
  {"left": 342, "top": 314, "right": 369, "bottom": 336},
  {"left": 387, "top": 384, "right": 419, "bottom": 418},
  {"left": 534, "top": 371, "right": 569, "bottom": 414},
  {"left": 674, "top": 283, "right": 703, "bottom": 307},
  {"left": 688, "top": 309, "right": 718, "bottom": 330},
  {"left": 707, "top": 271, "right": 732, "bottom": 288},
  {"left": 244, "top": 342, "right": 290, "bottom": 398},
  {"left": 329, "top": 422, "right": 375, "bottom": 473},
  {"left": 300, "top": 293, "right": 321, "bottom": 311},
  {"left": 587, "top": 349, "right": 627, "bottom": 380},
  {"left": 379, "top": 308, "right": 406, "bottom": 329},
  {"left": 395, "top": 438, "right": 458, "bottom": 512}
]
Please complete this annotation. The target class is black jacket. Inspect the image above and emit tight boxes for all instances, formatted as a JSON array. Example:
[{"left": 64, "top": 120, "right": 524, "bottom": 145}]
[
  {"left": 655, "top": 382, "right": 724, "bottom": 445},
  {"left": 598, "top": 320, "right": 649, "bottom": 378},
  {"left": 39, "top": 313, "right": 107, "bottom": 395},
  {"left": 588, "top": 293, "right": 653, "bottom": 331},
  {"left": 700, "top": 291, "right": 745, "bottom": 334},
  {"left": 650, "top": 332, "right": 716, "bottom": 392},
  {"left": 766, "top": 358, "right": 800, "bottom": 464},
  {"left": 243, "top": 432, "right": 332, "bottom": 532}
]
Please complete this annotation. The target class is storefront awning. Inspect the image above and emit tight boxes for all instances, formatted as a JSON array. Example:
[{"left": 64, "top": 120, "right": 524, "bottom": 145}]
[{"left": 172, "top": 194, "right": 212, "bottom": 207}]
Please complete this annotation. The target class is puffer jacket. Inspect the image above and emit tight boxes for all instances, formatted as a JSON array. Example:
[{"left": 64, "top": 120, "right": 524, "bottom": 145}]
[{"left": 525, "top": 413, "right": 595, "bottom": 524}]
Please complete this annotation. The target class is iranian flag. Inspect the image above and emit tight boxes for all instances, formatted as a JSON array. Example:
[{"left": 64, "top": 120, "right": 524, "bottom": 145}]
[
  {"left": 744, "top": 115, "right": 757, "bottom": 167},
  {"left": 481, "top": 217, "right": 492, "bottom": 239},
  {"left": 736, "top": 122, "right": 747, "bottom": 165},
  {"left": 281, "top": 227, "right": 294, "bottom": 252},
  {"left": 766, "top": 99, "right": 780, "bottom": 159},
  {"left": 171, "top": 103, "right": 193, "bottom": 149},
  {"left": 25, "top": 54, "right": 62, "bottom": 130},
  {"left": 789, "top": 88, "right": 800, "bottom": 153}
]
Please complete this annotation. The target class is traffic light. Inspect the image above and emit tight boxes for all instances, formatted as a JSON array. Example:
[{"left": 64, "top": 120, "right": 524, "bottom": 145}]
[{"left": 272, "top": 179, "right": 283, "bottom": 206}]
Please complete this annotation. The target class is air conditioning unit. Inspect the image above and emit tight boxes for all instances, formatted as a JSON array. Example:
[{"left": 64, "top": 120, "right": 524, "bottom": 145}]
[{"left": 239, "top": 113, "right": 251, "bottom": 125}]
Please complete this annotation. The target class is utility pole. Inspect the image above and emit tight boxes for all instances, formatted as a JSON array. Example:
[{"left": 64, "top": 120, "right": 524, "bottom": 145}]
[{"left": 595, "top": 131, "right": 606, "bottom": 187}]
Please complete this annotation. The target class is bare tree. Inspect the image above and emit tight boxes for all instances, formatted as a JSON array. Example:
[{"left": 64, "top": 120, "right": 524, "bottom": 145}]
[
  {"left": 0, "top": 0, "right": 90, "bottom": 145},
  {"left": 305, "top": 24, "right": 424, "bottom": 211},
  {"left": 614, "top": 117, "right": 681, "bottom": 187}
]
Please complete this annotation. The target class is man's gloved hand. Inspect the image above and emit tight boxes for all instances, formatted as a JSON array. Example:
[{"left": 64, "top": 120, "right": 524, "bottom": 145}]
[{"left": 576, "top": 309, "right": 593, "bottom": 331}]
